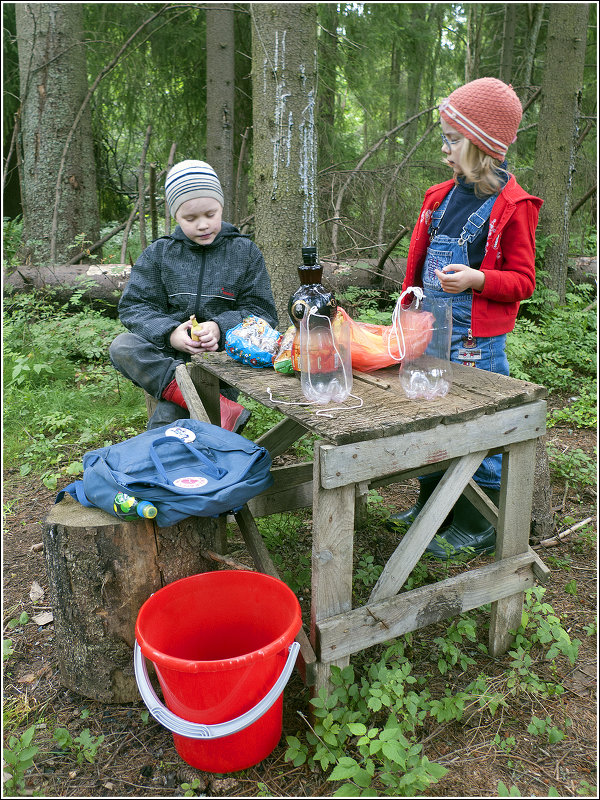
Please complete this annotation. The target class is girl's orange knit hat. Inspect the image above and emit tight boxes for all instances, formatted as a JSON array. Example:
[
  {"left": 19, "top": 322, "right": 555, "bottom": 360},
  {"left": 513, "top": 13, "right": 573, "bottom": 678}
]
[{"left": 439, "top": 77, "right": 522, "bottom": 160}]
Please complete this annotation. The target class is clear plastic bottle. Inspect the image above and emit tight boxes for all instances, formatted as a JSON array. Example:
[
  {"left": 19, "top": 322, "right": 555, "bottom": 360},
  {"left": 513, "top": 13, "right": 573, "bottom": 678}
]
[
  {"left": 113, "top": 492, "right": 157, "bottom": 520},
  {"left": 300, "top": 308, "right": 352, "bottom": 404},
  {"left": 398, "top": 294, "right": 452, "bottom": 401}
]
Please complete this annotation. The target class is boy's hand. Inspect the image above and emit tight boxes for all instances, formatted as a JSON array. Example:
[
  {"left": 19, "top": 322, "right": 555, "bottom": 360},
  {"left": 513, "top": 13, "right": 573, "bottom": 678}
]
[
  {"left": 169, "top": 320, "right": 220, "bottom": 354},
  {"left": 435, "top": 263, "right": 485, "bottom": 293}
]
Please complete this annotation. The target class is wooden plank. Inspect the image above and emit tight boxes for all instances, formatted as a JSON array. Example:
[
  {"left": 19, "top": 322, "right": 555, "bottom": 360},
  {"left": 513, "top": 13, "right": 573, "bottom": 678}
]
[
  {"left": 246, "top": 462, "right": 313, "bottom": 517},
  {"left": 174, "top": 364, "right": 210, "bottom": 423},
  {"left": 189, "top": 362, "right": 221, "bottom": 425},
  {"left": 489, "top": 439, "right": 538, "bottom": 656},
  {"left": 369, "top": 451, "right": 488, "bottom": 603},
  {"left": 256, "top": 417, "right": 309, "bottom": 458},
  {"left": 319, "top": 400, "right": 547, "bottom": 488},
  {"left": 317, "top": 552, "right": 537, "bottom": 662},
  {"left": 191, "top": 352, "right": 547, "bottom": 446},
  {"left": 311, "top": 445, "right": 356, "bottom": 693}
]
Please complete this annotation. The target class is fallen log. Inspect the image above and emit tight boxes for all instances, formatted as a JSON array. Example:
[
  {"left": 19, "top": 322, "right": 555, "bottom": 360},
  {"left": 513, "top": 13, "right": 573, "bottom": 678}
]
[{"left": 4, "top": 263, "right": 132, "bottom": 313}]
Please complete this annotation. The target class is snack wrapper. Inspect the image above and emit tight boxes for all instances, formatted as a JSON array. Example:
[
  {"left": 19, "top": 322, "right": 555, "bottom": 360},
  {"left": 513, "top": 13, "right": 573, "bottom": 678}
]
[
  {"left": 225, "top": 316, "right": 282, "bottom": 368},
  {"left": 273, "top": 325, "right": 297, "bottom": 374}
]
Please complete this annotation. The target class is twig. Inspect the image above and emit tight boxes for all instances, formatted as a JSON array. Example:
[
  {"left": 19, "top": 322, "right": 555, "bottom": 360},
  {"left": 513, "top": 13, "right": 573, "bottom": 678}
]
[
  {"left": 200, "top": 549, "right": 253, "bottom": 571},
  {"left": 538, "top": 516, "right": 595, "bottom": 548}
]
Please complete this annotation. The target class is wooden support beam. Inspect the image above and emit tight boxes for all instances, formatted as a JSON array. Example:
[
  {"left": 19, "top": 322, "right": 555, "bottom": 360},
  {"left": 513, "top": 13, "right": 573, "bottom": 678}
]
[
  {"left": 256, "top": 417, "right": 309, "bottom": 459},
  {"left": 174, "top": 363, "right": 210, "bottom": 422},
  {"left": 318, "top": 401, "right": 546, "bottom": 489},
  {"left": 369, "top": 451, "right": 488, "bottom": 603},
  {"left": 318, "top": 551, "right": 538, "bottom": 663}
]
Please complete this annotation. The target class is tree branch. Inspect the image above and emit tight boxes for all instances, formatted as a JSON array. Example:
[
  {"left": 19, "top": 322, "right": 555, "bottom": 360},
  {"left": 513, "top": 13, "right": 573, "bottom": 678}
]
[{"left": 331, "top": 106, "right": 435, "bottom": 255}]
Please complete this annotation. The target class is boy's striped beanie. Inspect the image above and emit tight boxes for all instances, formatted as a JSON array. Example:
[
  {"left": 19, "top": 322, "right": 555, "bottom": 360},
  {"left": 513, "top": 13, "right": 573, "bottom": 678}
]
[
  {"left": 165, "top": 160, "right": 224, "bottom": 217},
  {"left": 439, "top": 77, "right": 522, "bottom": 160}
]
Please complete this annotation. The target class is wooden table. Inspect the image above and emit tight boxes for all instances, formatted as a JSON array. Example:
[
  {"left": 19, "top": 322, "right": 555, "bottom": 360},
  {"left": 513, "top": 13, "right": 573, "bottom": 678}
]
[{"left": 189, "top": 352, "right": 549, "bottom": 694}]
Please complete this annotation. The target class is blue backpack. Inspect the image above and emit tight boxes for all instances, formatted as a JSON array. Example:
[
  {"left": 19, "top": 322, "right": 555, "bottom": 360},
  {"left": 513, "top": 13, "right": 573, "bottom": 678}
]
[{"left": 55, "top": 420, "right": 273, "bottom": 527}]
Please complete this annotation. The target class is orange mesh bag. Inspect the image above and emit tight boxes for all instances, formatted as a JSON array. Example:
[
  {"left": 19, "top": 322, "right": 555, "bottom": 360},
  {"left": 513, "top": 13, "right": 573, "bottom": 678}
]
[{"left": 340, "top": 289, "right": 434, "bottom": 373}]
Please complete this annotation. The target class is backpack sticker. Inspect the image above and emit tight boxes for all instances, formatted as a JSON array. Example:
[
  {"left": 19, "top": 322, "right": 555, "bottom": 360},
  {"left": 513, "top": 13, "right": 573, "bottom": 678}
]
[
  {"left": 165, "top": 426, "right": 196, "bottom": 443},
  {"left": 173, "top": 476, "right": 208, "bottom": 488}
]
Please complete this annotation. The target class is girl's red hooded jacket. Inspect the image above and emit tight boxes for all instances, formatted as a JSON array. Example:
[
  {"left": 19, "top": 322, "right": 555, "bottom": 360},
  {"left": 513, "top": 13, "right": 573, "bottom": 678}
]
[{"left": 402, "top": 176, "right": 543, "bottom": 337}]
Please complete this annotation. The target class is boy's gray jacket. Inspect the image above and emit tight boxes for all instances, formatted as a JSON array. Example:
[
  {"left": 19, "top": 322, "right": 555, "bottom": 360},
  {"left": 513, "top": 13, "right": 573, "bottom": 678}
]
[{"left": 118, "top": 223, "right": 278, "bottom": 349}]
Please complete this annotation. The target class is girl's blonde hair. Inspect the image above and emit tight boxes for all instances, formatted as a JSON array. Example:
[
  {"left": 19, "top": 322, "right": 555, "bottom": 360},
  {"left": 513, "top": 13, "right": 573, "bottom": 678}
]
[{"left": 450, "top": 138, "right": 509, "bottom": 197}]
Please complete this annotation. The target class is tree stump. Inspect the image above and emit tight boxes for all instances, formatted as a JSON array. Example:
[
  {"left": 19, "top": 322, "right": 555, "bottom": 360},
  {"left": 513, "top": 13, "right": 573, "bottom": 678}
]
[{"left": 44, "top": 494, "right": 218, "bottom": 703}]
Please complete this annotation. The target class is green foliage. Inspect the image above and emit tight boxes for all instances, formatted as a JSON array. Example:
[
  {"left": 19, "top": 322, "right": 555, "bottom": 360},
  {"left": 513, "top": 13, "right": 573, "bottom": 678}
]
[
  {"left": 286, "top": 645, "right": 448, "bottom": 797},
  {"left": 526, "top": 715, "right": 571, "bottom": 744},
  {"left": 433, "top": 616, "right": 478, "bottom": 675},
  {"left": 2, "top": 725, "right": 40, "bottom": 794},
  {"left": 546, "top": 444, "right": 597, "bottom": 489},
  {"left": 53, "top": 726, "right": 105, "bottom": 765},
  {"left": 2, "top": 215, "right": 23, "bottom": 268},
  {"left": 3, "top": 289, "right": 147, "bottom": 482},
  {"left": 513, "top": 586, "right": 581, "bottom": 670},
  {"left": 549, "top": 384, "right": 597, "bottom": 429},
  {"left": 506, "top": 280, "right": 596, "bottom": 391}
]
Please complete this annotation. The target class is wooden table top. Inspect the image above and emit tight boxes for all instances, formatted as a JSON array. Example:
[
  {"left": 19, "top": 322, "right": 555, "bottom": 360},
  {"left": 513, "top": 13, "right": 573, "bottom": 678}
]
[{"left": 192, "top": 351, "right": 547, "bottom": 446}]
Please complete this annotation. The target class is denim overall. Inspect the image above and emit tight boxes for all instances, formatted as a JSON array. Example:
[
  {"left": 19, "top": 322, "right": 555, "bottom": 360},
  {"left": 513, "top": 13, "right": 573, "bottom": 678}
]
[{"left": 423, "top": 188, "right": 507, "bottom": 489}]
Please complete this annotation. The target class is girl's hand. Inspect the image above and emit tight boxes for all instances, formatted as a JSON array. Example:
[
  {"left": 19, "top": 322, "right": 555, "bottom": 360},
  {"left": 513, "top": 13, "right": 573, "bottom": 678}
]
[
  {"left": 435, "top": 263, "right": 485, "bottom": 293},
  {"left": 169, "top": 320, "right": 221, "bottom": 354}
]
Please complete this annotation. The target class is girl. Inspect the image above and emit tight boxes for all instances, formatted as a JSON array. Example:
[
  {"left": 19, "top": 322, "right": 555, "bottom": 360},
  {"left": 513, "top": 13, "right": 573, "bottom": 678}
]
[{"left": 391, "top": 77, "right": 543, "bottom": 559}]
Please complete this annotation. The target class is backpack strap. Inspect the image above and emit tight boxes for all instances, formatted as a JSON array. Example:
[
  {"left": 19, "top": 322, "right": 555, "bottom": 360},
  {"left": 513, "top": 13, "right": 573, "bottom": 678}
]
[{"left": 55, "top": 481, "right": 93, "bottom": 507}]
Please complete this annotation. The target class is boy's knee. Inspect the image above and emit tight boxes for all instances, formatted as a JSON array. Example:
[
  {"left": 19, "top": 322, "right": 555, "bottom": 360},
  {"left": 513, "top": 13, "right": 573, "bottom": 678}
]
[{"left": 109, "top": 331, "right": 140, "bottom": 365}]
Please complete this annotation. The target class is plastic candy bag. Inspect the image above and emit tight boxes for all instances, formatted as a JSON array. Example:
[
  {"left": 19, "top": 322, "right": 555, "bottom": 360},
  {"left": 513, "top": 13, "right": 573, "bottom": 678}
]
[
  {"left": 273, "top": 325, "right": 297, "bottom": 374},
  {"left": 225, "top": 316, "right": 282, "bottom": 368}
]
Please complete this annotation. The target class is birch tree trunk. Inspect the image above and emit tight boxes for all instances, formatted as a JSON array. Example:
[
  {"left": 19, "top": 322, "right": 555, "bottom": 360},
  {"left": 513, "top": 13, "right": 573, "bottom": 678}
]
[
  {"left": 533, "top": 2, "right": 589, "bottom": 303},
  {"left": 15, "top": 3, "right": 100, "bottom": 266},
  {"left": 206, "top": 2, "right": 235, "bottom": 222},
  {"left": 251, "top": 3, "right": 318, "bottom": 327}
]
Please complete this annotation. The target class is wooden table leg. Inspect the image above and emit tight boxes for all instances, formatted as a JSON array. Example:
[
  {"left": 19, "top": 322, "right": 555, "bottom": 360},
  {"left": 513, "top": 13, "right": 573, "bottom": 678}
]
[
  {"left": 189, "top": 362, "right": 221, "bottom": 426},
  {"left": 310, "top": 444, "right": 355, "bottom": 695},
  {"left": 489, "top": 438, "right": 537, "bottom": 656}
]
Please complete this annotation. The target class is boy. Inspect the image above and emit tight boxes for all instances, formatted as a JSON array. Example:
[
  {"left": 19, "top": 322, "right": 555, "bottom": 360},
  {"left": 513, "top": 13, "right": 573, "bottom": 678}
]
[{"left": 110, "top": 160, "right": 278, "bottom": 431}]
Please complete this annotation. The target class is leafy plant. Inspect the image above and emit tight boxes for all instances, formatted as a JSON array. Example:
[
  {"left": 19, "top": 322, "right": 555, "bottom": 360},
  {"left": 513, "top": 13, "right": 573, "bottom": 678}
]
[
  {"left": 285, "top": 643, "right": 448, "bottom": 797},
  {"left": 2, "top": 725, "right": 40, "bottom": 794},
  {"left": 547, "top": 443, "right": 597, "bottom": 489},
  {"left": 53, "top": 726, "right": 105, "bottom": 765},
  {"left": 527, "top": 714, "right": 572, "bottom": 744}
]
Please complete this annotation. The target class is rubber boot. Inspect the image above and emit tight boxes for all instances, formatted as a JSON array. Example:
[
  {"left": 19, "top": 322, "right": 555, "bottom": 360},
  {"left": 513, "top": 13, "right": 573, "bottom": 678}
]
[
  {"left": 387, "top": 474, "right": 451, "bottom": 528},
  {"left": 162, "top": 378, "right": 186, "bottom": 408},
  {"left": 219, "top": 395, "right": 251, "bottom": 434},
  {"left": 162, "top": 380, "right": 250, "bottom": 434},
  {"left": 426, "top": 487, "right": 499, "bottom": 561}
]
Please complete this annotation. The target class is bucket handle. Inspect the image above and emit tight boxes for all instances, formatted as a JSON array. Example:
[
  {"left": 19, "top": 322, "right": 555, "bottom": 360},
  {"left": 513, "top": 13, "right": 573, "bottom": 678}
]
[{"left": 133, "top": 640, "right": 300, "bottom": 740}]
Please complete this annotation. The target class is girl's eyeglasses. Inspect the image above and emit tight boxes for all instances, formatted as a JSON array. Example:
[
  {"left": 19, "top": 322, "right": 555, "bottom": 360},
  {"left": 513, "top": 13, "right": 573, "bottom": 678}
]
[{"left": 441, "top": 132, "right": 461, "bottom": 149}]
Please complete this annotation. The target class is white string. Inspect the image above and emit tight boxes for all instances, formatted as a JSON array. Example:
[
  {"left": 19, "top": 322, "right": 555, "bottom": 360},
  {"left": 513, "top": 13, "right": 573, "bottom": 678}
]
[
  {"left": 387, "top": 286, "right": 424, "bottom": 363},
  {"left": 266, "top": 387, "right": 363, "bottom": 418}
]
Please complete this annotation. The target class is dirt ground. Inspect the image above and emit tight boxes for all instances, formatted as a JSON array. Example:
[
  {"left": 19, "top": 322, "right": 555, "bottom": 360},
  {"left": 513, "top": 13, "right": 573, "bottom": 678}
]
[{"left": 2, "top": 398, "right": 597, "bottom": 798}]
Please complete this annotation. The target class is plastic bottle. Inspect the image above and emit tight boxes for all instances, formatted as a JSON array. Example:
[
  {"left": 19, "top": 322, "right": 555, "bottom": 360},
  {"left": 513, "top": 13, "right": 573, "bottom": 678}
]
[
  {"left": 299, "top": 308, "right": 353, "bottom": 404},
  {"left": 113, "top": 492, "right": 157, "bottom": 520}
]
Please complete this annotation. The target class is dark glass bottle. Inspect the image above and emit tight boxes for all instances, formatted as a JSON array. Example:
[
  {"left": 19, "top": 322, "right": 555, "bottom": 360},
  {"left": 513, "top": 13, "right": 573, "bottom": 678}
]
[
  {"left": 287, "top": 247, "right": 337, "bottom": 328},
  {"left": 289, "top": 247, "right": 338, "bottom": 373}
]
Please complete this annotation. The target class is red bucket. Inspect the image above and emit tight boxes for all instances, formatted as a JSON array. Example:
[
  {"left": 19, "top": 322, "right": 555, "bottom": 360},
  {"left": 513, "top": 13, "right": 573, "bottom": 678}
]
[{"left": 134, "top": 571, "right": 302, "bottom": 773}]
